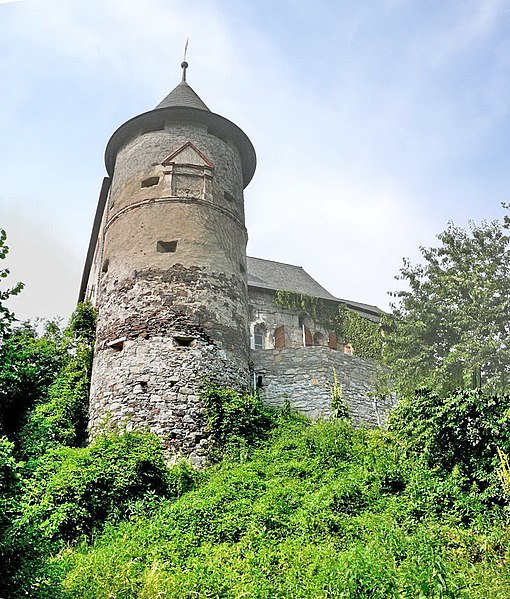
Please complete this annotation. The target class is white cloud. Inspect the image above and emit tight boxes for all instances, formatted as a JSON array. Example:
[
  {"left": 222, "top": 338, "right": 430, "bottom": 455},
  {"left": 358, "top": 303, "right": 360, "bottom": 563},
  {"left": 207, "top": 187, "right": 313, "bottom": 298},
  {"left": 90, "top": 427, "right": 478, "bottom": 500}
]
[
  {"left": 429, "top": 0, "right": 506, "bottom": 65},
  {"left": 2, "top": 0, "right": 509, "bottom": 321}
]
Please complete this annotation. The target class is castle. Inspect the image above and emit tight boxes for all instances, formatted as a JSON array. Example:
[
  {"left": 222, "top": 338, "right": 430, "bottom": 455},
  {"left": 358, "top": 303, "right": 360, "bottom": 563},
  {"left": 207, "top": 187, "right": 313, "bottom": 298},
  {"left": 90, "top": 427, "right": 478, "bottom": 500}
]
[{"left": 80, "top": 62, "right": 394, "bottom": 463}]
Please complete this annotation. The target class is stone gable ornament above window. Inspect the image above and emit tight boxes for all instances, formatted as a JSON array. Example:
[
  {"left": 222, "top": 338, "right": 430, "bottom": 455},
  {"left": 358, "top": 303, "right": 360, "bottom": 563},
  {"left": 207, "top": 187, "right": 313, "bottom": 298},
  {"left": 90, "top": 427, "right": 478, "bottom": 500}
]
[{"left": 162, "top": 141, "right": 214, "bottom": 200}]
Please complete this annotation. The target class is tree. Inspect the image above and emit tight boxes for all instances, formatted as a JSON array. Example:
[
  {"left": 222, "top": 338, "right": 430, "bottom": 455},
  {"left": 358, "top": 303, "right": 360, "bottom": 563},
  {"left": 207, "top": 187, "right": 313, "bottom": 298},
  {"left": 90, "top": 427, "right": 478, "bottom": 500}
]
[
  {"left": 389, "top": 388, "right": 510, "bottom": 503},
  {"left": 0, "top": 323, "right": 66, "bottom": 438},
  {"left": 0, "top": 229, "right": 23, "bottom": 336},
  {"left": 384, "top": 219, "right": 510, "bottom": 395}
]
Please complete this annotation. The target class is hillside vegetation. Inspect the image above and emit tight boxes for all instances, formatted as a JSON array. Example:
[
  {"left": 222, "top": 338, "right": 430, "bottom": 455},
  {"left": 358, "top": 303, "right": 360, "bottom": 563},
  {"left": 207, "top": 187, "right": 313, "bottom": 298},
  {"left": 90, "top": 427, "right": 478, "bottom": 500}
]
[
  {"left": 2, "top": 349, "right": 510, "bottom": 597},
  {"left": 2, "top": 215, "right": 510, "bottom": 597},
  {"left": 54, "top": 413, "right": 510, "bottom": 598}
]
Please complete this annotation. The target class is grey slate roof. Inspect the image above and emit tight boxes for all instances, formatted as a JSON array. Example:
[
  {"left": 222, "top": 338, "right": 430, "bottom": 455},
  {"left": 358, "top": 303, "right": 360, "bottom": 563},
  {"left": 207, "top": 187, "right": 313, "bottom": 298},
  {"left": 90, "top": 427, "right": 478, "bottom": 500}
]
[
  {"left": 247, "top": 256, "right": 382, "bottom": 320},
  {"left": 155, "top": 81, "right": 210, "bottom": 111},
  {"left": 247, "top": 257, "right": 337, "bottom": 301}
]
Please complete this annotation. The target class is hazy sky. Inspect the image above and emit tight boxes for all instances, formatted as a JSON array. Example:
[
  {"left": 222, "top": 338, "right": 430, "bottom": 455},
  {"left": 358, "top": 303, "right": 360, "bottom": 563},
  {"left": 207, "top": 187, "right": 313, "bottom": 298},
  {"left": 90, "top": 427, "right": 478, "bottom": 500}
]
[{"left": 2, "top": 0, "right": 510, "bottom": 323}]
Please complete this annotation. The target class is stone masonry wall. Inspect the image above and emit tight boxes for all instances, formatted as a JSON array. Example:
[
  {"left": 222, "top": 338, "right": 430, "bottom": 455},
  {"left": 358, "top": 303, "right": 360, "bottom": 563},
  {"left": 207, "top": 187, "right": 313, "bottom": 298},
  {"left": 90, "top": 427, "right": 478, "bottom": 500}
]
[
  {"left": 90, "top": 265, "right": 251, "bottom": 465},
  {"left": 89, "top": 116, "right": 252, "bottom": 464},
  {"left": 90, "top": 338, "right": 248, "bottom": 466},
  {"left": 248, "top": 288, "right": 330, "bottom": 350},
  {"left": 252, "top": 347, "right": 395, "bottom": 426}
]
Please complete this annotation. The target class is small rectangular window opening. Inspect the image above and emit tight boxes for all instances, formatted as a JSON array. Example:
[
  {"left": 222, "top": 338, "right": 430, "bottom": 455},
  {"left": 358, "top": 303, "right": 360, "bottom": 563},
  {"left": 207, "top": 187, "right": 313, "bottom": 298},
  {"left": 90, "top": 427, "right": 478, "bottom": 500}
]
[
  {"left": 141, "top": 176, "right": 160, "bottom": 188},
  {"left": 106, "top": 337, "right": 125, "bottom": 351},
  {"left": 174, "top": 336, "right": 195, "bottom": 347},
  {"left": 157, "top": 240, "right": 178, "bottom": 253},
  {"left": 256, "top": 375, "right": 263, "bottom": 389},
  {"left": 224, "top": 191, "right": 236, "bottom": 202}
]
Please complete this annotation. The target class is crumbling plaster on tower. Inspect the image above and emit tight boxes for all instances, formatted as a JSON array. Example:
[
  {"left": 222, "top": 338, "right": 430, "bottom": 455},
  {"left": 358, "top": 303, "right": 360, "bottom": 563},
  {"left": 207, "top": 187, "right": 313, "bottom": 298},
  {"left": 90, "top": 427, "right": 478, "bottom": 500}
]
[{"left": 82, "top": 69, "right": 391, "bottom": 463}]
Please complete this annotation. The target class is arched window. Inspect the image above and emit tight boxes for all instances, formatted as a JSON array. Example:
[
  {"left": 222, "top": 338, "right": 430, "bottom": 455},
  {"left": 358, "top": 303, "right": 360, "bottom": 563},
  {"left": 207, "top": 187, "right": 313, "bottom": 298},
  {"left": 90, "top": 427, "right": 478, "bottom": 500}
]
[
  {"left": 313, "top": 331, "right": 325, "bottom": 346},
  {"left": 253, "top": 324, "right": 265, "bottom": 350}
]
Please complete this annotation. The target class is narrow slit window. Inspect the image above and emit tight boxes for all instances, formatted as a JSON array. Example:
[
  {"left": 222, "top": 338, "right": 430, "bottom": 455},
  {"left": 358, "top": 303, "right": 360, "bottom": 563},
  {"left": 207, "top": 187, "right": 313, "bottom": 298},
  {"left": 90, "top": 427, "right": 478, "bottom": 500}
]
[
  {"left": 174, "top": 336, "right": 194, "bottom": 347},
  {"left": 106, "top": 337, "right": 125, "bottom": 351},
  {"left": 224, "top": 191, "right": 235, "bottom": 202},
  {"left": 157, "top": 240, "right": 177, "bottom": 253},
  {"left": 141, "top": 176, "right": 160, "bottom": 188}
]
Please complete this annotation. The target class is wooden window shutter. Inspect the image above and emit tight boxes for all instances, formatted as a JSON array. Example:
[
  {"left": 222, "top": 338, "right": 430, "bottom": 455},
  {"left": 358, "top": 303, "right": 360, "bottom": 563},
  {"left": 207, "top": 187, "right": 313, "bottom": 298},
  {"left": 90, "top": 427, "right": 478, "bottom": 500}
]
[
  {"left": 304, "top": 326, "right": 313, "bottom": 347},
  {"left": 328, "top": 330, "right": 337, "bottom": 350},
  {"left": 274, "top": 325, "right": 285, "bottom": 348}
]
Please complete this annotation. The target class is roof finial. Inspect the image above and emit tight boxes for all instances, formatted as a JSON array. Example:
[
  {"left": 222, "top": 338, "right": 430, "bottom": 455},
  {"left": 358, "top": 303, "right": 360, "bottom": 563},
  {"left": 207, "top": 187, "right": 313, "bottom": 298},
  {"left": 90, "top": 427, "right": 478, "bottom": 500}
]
[{"left": 181, "top": 38, "right": 189, "bottom": 82}]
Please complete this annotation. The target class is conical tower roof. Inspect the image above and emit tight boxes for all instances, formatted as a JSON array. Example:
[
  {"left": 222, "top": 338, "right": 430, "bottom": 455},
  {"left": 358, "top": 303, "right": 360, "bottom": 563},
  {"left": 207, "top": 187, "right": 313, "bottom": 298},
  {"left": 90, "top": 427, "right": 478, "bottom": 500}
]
[
  {"left": 155, "top": 61, "right": 209, "bottom": 111},
  {"left": 105, "top": 59, "right": 256, "bottom": 186}
]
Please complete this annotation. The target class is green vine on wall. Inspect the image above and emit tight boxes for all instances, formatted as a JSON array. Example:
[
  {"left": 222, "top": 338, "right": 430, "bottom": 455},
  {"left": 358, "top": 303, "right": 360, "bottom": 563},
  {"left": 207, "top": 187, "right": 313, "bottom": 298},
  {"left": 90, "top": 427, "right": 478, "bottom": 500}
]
[
  {"left": 338, "top": 304, "right": 383, "bottom": 361},
  {"left": 274, "top": 290, "right": 383, "bottom": 362},
  {"left": 274, "top": 290, "right": 338, "bottom": 326}
]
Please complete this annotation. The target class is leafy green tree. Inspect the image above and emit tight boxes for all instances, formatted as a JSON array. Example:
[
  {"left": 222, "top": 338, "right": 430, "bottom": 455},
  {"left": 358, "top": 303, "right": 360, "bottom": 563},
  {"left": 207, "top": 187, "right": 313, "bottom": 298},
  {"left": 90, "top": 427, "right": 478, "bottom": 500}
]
[
  {"left": 389, "top": 388, "right": 510, "bottom": 503},
  {"left": 0, "top": 229, "right": 23, "bottom": 335},
  {"left": 0, "top": 436, "right": 20, "bottom": 589},
  {"left": 384, "top": 219, "right": 510, "bottom": 395},
  {"left": 0, "top": 323, "right": 66, "bottom": 438}
]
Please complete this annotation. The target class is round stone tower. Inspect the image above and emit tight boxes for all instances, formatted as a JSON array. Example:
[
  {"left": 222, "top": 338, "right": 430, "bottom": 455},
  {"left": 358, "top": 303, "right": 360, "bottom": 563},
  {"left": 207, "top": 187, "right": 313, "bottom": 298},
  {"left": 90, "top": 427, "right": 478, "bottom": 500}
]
[{"left": 87, "top": 62, "right": 256, "bottom": 463}]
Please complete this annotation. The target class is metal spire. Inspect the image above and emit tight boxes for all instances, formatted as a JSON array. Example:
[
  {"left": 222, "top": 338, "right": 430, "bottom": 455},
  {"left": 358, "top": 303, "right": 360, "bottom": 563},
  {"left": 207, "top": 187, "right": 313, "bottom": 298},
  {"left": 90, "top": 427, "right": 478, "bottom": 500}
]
[{"left": 181, "top": 38, "right": 189, "bottom": 82}]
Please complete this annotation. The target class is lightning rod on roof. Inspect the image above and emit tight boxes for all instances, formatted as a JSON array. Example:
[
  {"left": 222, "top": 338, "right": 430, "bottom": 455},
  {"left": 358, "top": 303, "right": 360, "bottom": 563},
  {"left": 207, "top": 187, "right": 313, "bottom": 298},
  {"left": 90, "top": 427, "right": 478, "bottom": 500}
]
[{"left": 181, "top": 38, "right": 189, "bottom": 82}]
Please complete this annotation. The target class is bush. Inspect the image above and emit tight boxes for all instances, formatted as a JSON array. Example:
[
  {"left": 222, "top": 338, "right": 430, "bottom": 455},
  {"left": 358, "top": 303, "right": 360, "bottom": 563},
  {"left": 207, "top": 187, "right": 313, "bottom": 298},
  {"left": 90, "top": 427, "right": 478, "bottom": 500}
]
[
  {"left": 201, "top": 385, "right": 275, "bottom": 457},
  {"left": 389, "top": 388, "right": 510, "bottom": 502},
  {"left": 18, "top": 430, "right": 175, "bottom": 544},
  {"left": 54, "top": 416, "right": 507, "bottom": 598},
  {"left": 19, "top": 350, "right": 91, "bottom": 462}
]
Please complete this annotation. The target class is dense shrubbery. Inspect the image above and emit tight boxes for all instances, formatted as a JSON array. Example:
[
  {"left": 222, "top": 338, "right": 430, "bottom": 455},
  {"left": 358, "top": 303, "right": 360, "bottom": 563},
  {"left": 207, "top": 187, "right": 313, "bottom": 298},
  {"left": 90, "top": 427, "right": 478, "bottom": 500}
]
[
  {"left": 1, "top": 298, "right": 510, "bottom": 594},
  {"left": 20, "top": 431, "right": 174, "bottom": 544},
  {"left": 201, "top": 384, "right": 275, "bottom": 458},
  {"left": 389, "top": 388, "right": 510, "bottom": 503},
  {"left": 0, "top": 323, "right": 67, "bottom": 438},
  {"left": 50, "top": 416, "right": 510, "bottom": 598},
  {"left": 2, "top": 373, "right": 510, "bottom": 596}
]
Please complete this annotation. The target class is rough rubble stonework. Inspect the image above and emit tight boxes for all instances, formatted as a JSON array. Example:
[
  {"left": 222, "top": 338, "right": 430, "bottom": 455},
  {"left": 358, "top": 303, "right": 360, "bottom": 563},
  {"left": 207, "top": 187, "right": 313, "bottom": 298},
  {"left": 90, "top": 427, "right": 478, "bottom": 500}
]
[
  {"left": 253, "top": 348, "right": 396, "bottom": 425},
  {"left": 90, "top": 338, "right": 249, "bottom": 465},
  {"left": 86, "top": 74, "right": 254, "bottom": 464},
  {"left": 83, "top": 68, "right": 394, "bottom": 464},
  {"left": 90, "top": 266, "right": 251, "bottom": 465}
]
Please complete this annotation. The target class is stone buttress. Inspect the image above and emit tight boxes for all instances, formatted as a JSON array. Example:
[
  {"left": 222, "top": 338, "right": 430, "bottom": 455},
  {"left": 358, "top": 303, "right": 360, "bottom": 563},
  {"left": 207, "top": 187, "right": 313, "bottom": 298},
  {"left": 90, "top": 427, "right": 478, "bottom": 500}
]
[{"left": 82, "top": 63, "right": 256, "bottom": 463}]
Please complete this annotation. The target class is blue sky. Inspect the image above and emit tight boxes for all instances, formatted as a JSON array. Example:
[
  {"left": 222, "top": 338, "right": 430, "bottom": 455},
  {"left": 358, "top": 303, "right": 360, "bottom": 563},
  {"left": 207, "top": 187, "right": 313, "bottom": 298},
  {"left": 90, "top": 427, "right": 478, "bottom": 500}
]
[{"left": 2, "top": 0, "right": 510, "bottom": 322}]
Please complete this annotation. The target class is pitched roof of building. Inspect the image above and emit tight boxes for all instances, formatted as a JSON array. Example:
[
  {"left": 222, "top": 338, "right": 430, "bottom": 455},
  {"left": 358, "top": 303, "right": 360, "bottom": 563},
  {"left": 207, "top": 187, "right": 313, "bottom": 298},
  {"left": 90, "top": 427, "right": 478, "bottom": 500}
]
[
  {"left": 155, "top": 80, "right": 210, "bottom": 111},
  {"left": 247, "top": 256, "right": 336, "bottom": 301},
  {"left": 246, "top": 256, "right": 382, "bottom": 320}
]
